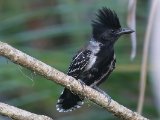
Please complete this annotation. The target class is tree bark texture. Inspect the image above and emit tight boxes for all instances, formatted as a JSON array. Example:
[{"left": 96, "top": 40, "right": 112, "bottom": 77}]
[
  {"left": 0, "top": 41, "right": 148, "bottom": 120},
  {"left": 0, "top": 102, "right": 53, "bottom": 120}
]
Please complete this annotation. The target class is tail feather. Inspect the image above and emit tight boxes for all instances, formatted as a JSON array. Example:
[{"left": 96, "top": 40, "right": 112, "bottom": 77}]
[{"left": 56, "top": 88, "right": 84, "bottom": 112}]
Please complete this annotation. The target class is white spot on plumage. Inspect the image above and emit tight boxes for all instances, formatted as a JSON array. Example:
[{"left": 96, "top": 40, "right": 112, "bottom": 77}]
[
  {"left": 56, "top": 100, "right": 84, "bottom": 112},
  {"left": 88, "top": 40, "right": 101, "bottom": 53},
  {"left": 86, "top": 40, "right": 101, "bottom": 70},
  {"left": 59, "top": 109, "right": 64, "bottom": 112},
  {"left": 60, "top": 90, "right": 64, "bottom": 95},
  {"left": 86, "top": 55, "right": 96, "bottom": 70},
  {"left": 77, "top": 101, "right": 84, "bottom": 105},
  {"left": 57, "top": 99, "right": 63, "bottom": 103}
]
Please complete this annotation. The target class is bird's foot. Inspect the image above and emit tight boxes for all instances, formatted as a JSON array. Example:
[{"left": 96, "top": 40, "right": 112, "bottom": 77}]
[
  {"left": 78, "top": 79, "right": 86, "bottom": 85},
  {"left": 93, "top": 86, "right": 111, "bottom": 105}
]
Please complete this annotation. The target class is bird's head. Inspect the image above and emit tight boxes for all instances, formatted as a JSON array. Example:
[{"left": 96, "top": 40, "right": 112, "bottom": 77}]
[{"left": 92, "top": 7, "right": 134, "bottom": 44}]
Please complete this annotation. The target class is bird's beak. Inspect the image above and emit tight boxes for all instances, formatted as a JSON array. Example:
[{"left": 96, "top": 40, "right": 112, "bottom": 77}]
[{"left": 116, "top": 28, "right": 134, "bottom": 36}]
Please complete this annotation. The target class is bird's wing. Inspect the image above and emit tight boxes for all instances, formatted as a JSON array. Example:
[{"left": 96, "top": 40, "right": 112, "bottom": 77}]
[{"left": 67, "top": 50, "right": 91, "bottom": 79}]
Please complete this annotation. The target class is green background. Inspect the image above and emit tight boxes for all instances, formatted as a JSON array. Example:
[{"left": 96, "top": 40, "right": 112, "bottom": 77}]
[{"left": 0, "top": 0, "right": 158, "bottom": 120}]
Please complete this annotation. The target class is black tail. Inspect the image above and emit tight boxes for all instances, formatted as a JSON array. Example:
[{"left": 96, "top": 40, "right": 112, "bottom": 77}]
[{"left": 56, "top": 88, "right": 84, "bottom": 112}]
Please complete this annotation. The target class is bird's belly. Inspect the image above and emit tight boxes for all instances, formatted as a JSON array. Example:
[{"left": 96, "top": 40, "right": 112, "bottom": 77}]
[
  {"left": 80, "top": 57, "right": 116, "bottom": 86},
  {"left": 80, "top": 65, "right": 106, "bottom": 86}
]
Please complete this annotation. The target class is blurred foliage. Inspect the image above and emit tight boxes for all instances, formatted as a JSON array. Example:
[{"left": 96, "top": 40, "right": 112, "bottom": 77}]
[{"left": 0, "top": 0, "right": 158, "bottom": 120}]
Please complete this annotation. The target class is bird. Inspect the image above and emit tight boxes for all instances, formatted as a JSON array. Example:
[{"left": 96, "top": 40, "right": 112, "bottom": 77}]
[{"left": 56, "top": 7, "right": 134, "bottom": 112}]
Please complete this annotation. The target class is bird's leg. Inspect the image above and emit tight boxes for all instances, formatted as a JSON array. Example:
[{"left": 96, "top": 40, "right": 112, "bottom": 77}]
[{"left": 92, "top": 86, "right": 111, "bottom": 105}]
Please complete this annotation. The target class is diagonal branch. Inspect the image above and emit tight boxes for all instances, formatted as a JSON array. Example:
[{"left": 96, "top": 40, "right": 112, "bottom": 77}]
[
  {"left": 0, "top": 102, "right": 53, "bottom": 120},
  {"left": 0, "top": 41, "right": 148, "bottom": 120}
]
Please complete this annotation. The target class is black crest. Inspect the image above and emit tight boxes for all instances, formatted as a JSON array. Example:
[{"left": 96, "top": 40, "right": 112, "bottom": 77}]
[{"left": 92, "top": 7, "right": 121, "bottom": 34}]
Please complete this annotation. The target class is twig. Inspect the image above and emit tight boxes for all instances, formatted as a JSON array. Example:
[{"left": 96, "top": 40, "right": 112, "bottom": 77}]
[
  {"left": 137, "top": 0, "right": 158, "bottom": 114},
  {"left": 0, "top": 102, "right": 53, "bottom": 120},
  {"left": 0, "top": 41, "right": 148, "bottom": 120}
]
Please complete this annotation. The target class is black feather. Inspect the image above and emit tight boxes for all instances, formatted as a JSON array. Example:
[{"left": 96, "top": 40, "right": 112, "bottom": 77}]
[
  {"left": 92, "top": 7, "right": 121, "bottom": 35},
  {"left": 56, "top": 7, "right": 133, "bottom": 113}
]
